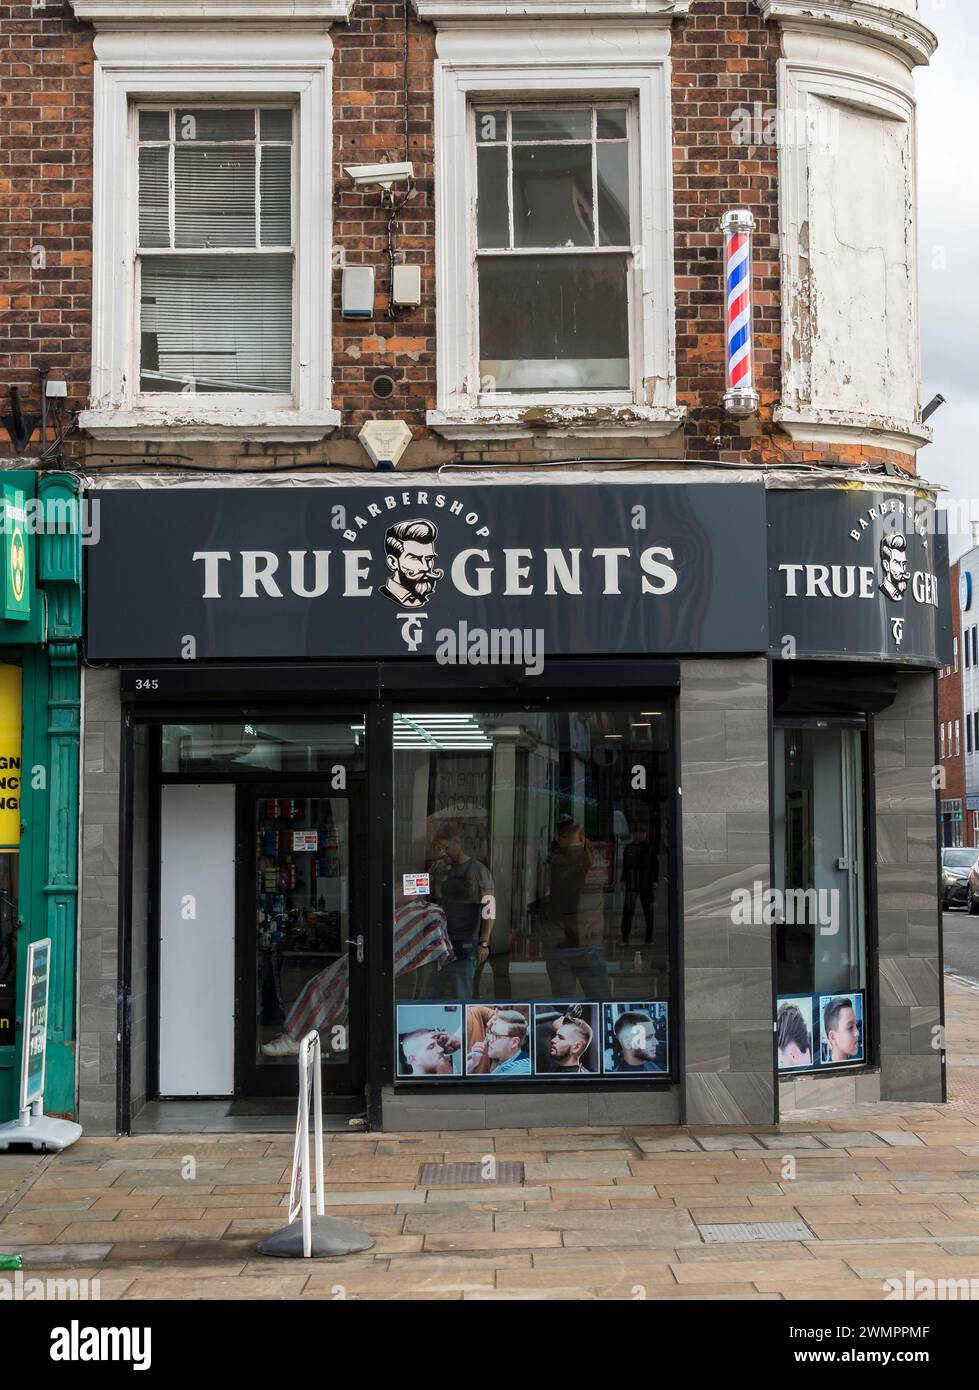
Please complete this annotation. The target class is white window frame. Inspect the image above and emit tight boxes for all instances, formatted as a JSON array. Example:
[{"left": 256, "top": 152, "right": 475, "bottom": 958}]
[
  {"left": 81, "top": 30, "right": 339, "bottom": 442},
  {"left": 427, "top": 25, "right": 681, "bottom": 440},
  {"left": 133, "top": 101, "right": 297, "bottom": 408},
  {"left": 470, "top": 99, "right": 639, "bottom": 406}
]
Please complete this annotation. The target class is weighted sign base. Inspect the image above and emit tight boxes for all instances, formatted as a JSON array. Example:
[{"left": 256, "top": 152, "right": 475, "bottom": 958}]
[
  {"left": 0, "top": 1115, "right": 83, "bottom": 1153},
  {"left": 256, "top": 1215, "right": 375, "bottom": 1259}
]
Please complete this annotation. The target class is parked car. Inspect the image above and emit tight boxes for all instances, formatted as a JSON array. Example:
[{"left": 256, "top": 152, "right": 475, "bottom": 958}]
[{"left": 942, "top": 847, "right": 978, "bottom": 910}]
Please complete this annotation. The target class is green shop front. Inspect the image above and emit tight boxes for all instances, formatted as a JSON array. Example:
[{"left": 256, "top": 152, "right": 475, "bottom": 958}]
[{"left": 0, "top": 472, "right": 83, "bottom": 1128}]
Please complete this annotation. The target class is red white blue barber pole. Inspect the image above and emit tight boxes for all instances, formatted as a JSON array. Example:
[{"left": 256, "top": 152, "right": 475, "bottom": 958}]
[{"left": 722, "top": 208, "right": 759, "bottom": 417}]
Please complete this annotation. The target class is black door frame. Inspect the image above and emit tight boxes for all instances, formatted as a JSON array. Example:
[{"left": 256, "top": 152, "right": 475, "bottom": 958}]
[{"left": 234, "top": 778, "right": 368, "bottom": 1100}]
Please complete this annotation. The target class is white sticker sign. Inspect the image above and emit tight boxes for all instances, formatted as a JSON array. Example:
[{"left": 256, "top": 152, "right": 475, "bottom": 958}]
[
  {"left": 402, "top": 872, "right": 430, "bottom": 897},
  {"left": 293, "top": 831, "right": 319, "bottom": 852}
]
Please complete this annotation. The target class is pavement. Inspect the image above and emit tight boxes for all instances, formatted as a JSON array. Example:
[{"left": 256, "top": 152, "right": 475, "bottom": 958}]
[{"left": 2, "top": 976, "right": 979, "bottom": 1301}]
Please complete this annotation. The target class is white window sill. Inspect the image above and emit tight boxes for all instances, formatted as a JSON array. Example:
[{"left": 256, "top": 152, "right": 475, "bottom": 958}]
[
  {"left": 70, "top": 0, "right": 355, "bottom": 21},
  {"left": 79, "top": 407, "right": 342, "bottom": 443},
  {"left": 773, "top": 406, "right": 932, "bottom": 457},
  {"left": 427, "top": 404, "right": 687, "bottom": 442},
  {"left": 414, "top": 1, "right": 688, "bottom": 22}
]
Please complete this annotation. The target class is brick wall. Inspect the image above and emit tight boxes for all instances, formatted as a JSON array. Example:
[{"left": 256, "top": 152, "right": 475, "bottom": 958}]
[
  {"left": 0, "top": 3, "right": 93, "bottom": 459},
  {"left": 333, "top": 1, "right": 436, "bottom": 439},
  {"left": 0, "top": 0, "right": 918, "bottom": 472}
]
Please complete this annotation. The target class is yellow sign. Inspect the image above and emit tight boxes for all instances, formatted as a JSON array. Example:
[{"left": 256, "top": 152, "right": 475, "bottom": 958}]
[{"left": 0, "top": 665, "right": 23, "bottom": 850}]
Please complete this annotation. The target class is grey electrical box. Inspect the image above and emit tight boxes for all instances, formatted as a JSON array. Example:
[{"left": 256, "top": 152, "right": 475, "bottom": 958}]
[
  {"left": 342, "top": 266, "right": 375, "bottom": 319},
  {"left": 392, "top": 264, "right": 422, "bottom": 308}
]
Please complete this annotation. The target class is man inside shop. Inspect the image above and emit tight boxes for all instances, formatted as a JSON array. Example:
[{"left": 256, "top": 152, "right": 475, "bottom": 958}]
[{"left": 430, "top": 822, "right": 495, "bottom": 999}]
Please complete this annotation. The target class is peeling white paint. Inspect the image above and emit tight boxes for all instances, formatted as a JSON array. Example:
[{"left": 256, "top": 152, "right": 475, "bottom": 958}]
[{"left": 806, "top": 97, "right": 916, "bottom": 421}]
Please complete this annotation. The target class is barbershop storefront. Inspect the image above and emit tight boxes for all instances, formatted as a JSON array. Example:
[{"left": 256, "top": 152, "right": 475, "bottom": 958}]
[{"left": 78, "top": 473, "right": 951, "bottom": 1133}]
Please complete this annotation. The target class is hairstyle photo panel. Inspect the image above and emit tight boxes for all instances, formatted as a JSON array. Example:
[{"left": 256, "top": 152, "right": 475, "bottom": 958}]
[
  {"left": 396, "top": 1003, "right": 464, "bottom": 1078},
  {"left": 602, "top": 1002, "right": 668, "bottom": 1074},
  {"left": 776, "top": 996, "right": 815, "bottom": 1072},
  {"left": 533, "top": 1002, "right": 601, "bottom": 1076},
  {"left": 819, "top": 992, "right": 865, "bottom": 1066},
  {"left": 464, "top": 1004, "right": 532, "bottom": 1078}
]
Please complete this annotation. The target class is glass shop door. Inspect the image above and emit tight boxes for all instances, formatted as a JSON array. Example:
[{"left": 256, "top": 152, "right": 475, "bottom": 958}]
[{"left": 235, "top": 784, "right": 367, "bottom": 1097}]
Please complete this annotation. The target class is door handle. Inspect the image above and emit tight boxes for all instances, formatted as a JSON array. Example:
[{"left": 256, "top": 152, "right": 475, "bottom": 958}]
[{"left": 345, "top": 934, "right": 365, "bottom": 964}]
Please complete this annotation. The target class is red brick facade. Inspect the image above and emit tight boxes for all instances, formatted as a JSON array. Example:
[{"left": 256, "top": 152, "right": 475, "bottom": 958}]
[
  {"left": 1, "top": 4, "right": 93, "bottom": 455},
  {"left": 0, "top": 1, "right": 922, "bottom": 472}
]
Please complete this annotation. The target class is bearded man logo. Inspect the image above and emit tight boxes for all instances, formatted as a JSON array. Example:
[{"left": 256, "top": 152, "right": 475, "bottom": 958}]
[
  {"left": 378, "top": 518, "right": 445, "bottom": 609},
  {"left": 879, "top": 531, "right": 910, "bottom": 602}
]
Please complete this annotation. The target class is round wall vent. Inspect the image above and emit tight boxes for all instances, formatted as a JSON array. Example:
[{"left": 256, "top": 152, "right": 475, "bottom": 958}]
[{"left": 371, "top": 375, "right": 397, "bottom": 400}]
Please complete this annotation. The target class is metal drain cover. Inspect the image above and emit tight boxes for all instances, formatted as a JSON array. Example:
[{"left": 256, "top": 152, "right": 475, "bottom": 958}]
[
  {"left": 698, "top": 1221, "right": 814, "bottom": 1244},
  {"left": 419, "top": 1161, "right": 525, "bottom": 1186}
]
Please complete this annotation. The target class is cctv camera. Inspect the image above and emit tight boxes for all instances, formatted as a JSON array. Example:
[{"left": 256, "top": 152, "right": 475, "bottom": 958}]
[{"left": 344, "top": 161, "right": 415, "bottom": 189}]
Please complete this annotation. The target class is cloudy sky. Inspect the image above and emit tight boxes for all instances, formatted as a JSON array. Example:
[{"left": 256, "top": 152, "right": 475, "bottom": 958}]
[{"left": 916, "top": 0, "right": 979, "bottom": 557}]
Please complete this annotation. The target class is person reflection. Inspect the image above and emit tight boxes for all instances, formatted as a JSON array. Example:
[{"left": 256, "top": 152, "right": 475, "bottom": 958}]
[
  {"left": 430, "top": 822, "right": 495, "bottom": 999},
  {"left": 620, "top": 817, "right": 658, "bottom": 946},
  {"left": 540, "top": 816, "right": 609, "bottom": 998}
]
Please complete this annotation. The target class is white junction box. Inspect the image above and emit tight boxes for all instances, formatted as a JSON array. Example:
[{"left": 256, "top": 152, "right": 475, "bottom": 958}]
[
  {"left": 342, "top": 265, "right": 375, "bottom": 319},
  {"left": 392, "top": 263, "right": 422, "bottom": 308}
]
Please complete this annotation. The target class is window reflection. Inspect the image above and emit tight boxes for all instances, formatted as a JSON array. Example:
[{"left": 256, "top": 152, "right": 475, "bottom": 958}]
[{"left": 393, "top": 709, "right": 673, "bottom": 1011}]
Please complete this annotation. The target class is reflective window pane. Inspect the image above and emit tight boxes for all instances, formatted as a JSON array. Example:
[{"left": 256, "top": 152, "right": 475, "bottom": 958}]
[
  {"left": 140, "top": 253, "right": 292, "bottom": 393},
  {"left": 174, "top": 146, "right": 256, "bottom": 248},
  {"left": 512, "top": 144, "right": 593, "bottom": 248},
  {"left": 475, "top": 109, "right": 507, "bottom": 143},
  {"left": 138, "top": 147, "right": 170, "bottom": 248},
  {"left": 511, "top": 108, "right": 592, "bottom": 141},
  {"left": 597, "top": 108, "right": 628, "bottom": 140},
  {"left": 597, "top": 142, "right": 631, "bottom": 246},
  {"left": 476, "top": 145, "right": 509, "bottom": 249},
  {"left": 260, "top": 108, "right": 293, "bottom": 141},
  {"left": 175, "top": 108, "right": 255, "bottom": 142},
  {"left": 254, "top": 797, "right": 350, "bottom": 1067},
  {"left": 161, "top": 722, "right": 365, "bottom": 774},
  {"left": 479, "top": 253, "right": 630, "bottom": 391},
  {"left": 138, "top": 109, "right": 169, "bottom": 141},
  {"left": 259, "top": 146, "right": 292, "bottom": 247},
  {"left": 393, "top": 710, "right": 674, "bottom": 1081}
]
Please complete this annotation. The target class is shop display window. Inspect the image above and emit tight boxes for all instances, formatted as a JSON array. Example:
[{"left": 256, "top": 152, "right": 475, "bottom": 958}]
[{"left": 392, "top": 708, "right": 675, "bottom": 1081}]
